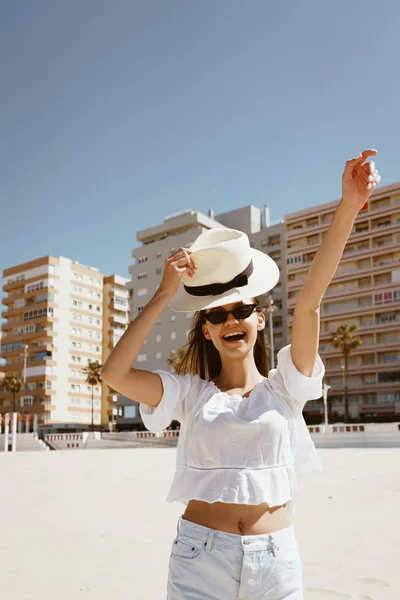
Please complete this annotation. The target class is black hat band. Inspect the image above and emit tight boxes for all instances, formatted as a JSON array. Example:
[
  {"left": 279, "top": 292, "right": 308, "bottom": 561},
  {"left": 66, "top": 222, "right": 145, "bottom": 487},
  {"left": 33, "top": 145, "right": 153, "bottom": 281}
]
[{"left": 183, "top": 260, "right": 254, "bottom": 297}]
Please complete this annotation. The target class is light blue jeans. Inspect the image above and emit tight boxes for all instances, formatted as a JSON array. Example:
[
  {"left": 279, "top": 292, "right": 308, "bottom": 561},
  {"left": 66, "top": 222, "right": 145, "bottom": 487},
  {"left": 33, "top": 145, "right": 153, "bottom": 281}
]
[{"left": 167, "top": 515, "right": 303, "bottom": 599}]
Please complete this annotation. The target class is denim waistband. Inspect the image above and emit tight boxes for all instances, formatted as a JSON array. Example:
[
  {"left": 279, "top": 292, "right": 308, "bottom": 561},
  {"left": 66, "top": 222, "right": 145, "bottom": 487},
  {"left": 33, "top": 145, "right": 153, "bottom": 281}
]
[{"left": 176, "top": 515, "right": 297, "bottom": 552}]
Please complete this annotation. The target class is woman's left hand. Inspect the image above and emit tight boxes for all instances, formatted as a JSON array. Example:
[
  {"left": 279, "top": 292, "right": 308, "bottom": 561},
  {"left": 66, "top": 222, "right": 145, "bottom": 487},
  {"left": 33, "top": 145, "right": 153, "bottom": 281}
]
[{"left": 341, "top": 149, "right": 381, "bottom": 212}]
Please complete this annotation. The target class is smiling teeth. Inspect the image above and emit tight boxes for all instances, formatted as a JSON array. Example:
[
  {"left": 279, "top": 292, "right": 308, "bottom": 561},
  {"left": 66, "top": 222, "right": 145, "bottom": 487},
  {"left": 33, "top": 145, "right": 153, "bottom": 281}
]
[{"left": 223, "top": 332, "right": 244, "bottom": 338}]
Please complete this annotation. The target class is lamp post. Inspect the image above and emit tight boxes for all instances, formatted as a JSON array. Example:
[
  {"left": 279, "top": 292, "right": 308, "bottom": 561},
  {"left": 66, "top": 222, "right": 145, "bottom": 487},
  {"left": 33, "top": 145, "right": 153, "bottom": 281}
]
[
  {"left": 20, "top": 344, "right": 29, "bottom": 414},
  {"left": 340, "top": 364, "right": 345, "bottom": 423},
  {"left": 322, "top": 383, "right": 331, "bottom": 433},
  {"left": 265, "top": 294, "right": 278, "bottom": 369}
]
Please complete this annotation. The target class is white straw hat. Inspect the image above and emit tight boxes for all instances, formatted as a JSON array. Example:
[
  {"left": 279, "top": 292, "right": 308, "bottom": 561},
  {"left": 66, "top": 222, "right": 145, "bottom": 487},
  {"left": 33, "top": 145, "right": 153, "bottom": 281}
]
[{"left": 168, "top": 227, "right": 280, "bottom": 312}]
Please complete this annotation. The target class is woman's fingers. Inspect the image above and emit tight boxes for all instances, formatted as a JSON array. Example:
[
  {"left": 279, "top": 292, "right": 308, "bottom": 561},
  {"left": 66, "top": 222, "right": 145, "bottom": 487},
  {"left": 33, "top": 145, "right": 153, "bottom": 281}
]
[
  {"left": 165, "top": 250, "right": 196, "bottom": 277},
  {"left": 166, "top": 248, "right": 196, "bottom": 274},
  {"left": 359, "top": 161, "right": 381, "bottom": 189}
]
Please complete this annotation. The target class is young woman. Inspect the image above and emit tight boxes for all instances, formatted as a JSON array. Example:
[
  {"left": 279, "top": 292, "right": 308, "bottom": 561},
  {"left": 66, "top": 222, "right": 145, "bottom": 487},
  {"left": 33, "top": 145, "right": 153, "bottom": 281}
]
[{"left": 101, "top": 150, "right": 380, "bottom": 599}]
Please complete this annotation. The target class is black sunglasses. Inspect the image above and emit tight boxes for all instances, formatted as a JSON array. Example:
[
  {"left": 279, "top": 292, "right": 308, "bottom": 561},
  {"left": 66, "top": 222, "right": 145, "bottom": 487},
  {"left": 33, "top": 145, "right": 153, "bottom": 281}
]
[{"left": 204, "top": 303, "right": 258, "bottom": 325}]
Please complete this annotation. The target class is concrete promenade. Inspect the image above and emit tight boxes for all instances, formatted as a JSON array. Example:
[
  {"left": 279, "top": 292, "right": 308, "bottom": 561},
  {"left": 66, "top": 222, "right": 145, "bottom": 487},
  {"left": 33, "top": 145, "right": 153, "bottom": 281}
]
[{"left": 0, "top": 446, "right": 399, "bottom": 600}]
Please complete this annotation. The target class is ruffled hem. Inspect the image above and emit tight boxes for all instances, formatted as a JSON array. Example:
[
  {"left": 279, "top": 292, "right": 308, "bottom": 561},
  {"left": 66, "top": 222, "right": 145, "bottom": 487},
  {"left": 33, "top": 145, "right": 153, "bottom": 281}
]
[{"left": 166, "top": 462, "right": 299, "bottom": 514}]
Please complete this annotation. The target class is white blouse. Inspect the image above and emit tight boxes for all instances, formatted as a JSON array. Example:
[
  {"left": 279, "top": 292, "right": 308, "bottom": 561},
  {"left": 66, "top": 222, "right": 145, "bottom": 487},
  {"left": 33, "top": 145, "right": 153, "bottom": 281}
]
[{"left": 139, "top": 344, "right": 325, "bottom": 515}]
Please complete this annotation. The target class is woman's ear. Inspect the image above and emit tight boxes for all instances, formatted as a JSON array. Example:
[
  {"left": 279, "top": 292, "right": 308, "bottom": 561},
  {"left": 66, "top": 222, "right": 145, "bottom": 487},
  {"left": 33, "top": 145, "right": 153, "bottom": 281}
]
[
  {"left": 202, "top": 323, "right": 211, "bottom": 340},
  {"left": 257, "top": 310, "right": 266, "bottom": 331}
]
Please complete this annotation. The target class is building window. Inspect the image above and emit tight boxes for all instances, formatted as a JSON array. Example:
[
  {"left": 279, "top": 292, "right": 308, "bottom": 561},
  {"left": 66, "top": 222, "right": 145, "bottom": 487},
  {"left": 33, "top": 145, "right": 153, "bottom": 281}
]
[
  {"left": 137, "top": 288, "right": 148, "bottom": 296},
  {"left": 137, "top": 273, "right": 148, "bottom": 280},
  {"left": 170, "top": 315, "right": 176, "bottom": 322},
  {"left": 156, "top": 334, "right": 161, "bottom": 342},
  {"left": 122, "top": 405, "right": 136, "bottom": 419},
  {"left": 137, "top": 257, "right": 148, "bottom": 264},
  {"left": 137, "top": 354, "right": 147, "bottom": 362},
  {"left": 170, "top": 332, "right": 176, "bottom": 340},
  {"left": 156, "top": 268, "right": 162, "bottom": 275},
  {"left": 156, "top": 252, "right": 162, "bottom": 259},
  {"left": 156, "top": 352, "right": 162, "bottom": 359}
]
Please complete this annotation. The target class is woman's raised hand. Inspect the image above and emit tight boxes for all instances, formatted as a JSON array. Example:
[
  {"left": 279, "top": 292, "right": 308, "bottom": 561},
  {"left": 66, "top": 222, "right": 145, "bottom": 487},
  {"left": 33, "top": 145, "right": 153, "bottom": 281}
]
[
  {"left": 341, "top": 149, "right": 381, "bottom": 212},
  {"left": 158, "top": 248, "right": 197, "bottom": 297}
]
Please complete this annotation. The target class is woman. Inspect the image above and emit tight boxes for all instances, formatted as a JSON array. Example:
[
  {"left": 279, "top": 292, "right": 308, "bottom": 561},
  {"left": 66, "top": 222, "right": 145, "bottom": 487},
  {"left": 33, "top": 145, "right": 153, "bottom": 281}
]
[{"left": 101, "top": 149, "right": 380, "bottom": 599}]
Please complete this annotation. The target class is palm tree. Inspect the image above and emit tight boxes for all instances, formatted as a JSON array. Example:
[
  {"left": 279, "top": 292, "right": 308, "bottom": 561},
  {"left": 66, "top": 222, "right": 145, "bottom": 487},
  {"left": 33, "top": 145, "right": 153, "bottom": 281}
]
[
  {"left": 167, "top": 348, "right": 186, "bottom": 374},
  {"left": 2, "top": 373, "right": 23, "bottom": 413},
  {"left": 83, "top": 360, "right": 102, "bottom": 431},
  {"left": 328, "top": 324, "right": 362, "bottom": 423}
]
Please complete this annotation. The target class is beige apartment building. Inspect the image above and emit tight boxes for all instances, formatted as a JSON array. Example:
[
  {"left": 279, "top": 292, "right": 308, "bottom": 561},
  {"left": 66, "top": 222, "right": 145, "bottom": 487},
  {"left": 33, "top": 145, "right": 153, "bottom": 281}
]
[
  {"left": 285, "top": 182, "right": 400, "bottom": 421},
  {"left": 0, "top": 257, "right": 104, "bottom": 426},
  {"left": 101, "top": 274, "right": 130, "bottom": 427},
  {"left": 0, "top": 257, "right": 134, "bottom": 429}
]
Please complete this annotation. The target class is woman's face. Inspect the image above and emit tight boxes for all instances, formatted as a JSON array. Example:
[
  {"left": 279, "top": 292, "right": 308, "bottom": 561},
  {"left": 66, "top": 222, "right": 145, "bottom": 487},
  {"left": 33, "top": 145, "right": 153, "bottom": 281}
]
[{"left": 201, "top": 298, "right": 265, "bottom": 360}]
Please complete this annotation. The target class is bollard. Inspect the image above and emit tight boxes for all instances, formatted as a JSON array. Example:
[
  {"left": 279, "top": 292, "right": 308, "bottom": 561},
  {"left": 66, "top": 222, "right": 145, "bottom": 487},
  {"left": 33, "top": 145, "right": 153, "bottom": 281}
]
[{"left": 12, "top": 413, "right": 17, "bottom": 452}]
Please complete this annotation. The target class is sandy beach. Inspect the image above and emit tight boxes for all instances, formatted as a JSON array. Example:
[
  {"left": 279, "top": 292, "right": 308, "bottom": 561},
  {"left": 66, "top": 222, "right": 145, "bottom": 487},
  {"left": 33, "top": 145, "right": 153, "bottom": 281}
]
[{"left": 0, "top": 446, "right": 398, "bottom": 600}]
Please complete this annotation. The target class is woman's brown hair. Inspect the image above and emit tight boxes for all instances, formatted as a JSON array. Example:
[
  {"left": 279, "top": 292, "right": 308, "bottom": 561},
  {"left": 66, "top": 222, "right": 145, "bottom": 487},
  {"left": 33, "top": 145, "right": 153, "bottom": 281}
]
[{"left": 173, "top": 298, "right": 270, "bottom": 380}]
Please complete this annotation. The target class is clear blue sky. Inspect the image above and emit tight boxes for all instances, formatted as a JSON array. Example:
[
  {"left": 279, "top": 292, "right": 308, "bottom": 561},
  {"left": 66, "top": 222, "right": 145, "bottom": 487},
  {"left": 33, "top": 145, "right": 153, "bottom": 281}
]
[{"left": 1, "top": 0, "right": 399, "bottom": 289}]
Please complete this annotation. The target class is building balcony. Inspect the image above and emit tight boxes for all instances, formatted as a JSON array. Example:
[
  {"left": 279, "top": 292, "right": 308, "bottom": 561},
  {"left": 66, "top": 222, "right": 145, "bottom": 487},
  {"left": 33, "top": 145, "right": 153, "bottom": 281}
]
[
  {"left": 112, "top": 299, "right": 128, "bottom": 312},
  {"left": 109, "top": 313, "right": 128, "bottom": 325},
  {"left": 286, "top": 198, "right": 400, "bottom": 241}
]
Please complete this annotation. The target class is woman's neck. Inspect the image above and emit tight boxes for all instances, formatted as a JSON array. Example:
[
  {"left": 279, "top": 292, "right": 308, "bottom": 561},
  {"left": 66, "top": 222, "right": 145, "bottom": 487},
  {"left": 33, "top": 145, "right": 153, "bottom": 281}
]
[{"left": 214, "top": 355, "right": 264, "bottom": 393}]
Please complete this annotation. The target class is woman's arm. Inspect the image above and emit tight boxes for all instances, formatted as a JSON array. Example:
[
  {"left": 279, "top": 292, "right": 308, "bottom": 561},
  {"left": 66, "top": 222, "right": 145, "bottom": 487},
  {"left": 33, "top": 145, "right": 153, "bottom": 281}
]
[
  {"left": 101, "top": 247, "right": 195, "bottom": 407},
  {"left": 296, "top": 149, "right": 380, "bottom": 310},
  {"left": 292, "top": 149, "right": 380, "bottom": 377}
]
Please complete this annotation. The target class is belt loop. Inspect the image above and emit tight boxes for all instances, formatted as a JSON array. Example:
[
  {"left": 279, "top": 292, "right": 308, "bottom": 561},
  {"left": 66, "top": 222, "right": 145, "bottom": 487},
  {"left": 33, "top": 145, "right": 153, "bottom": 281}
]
[
  {"left": 205, "top": 530, "right": 215, "bottom": 552},
  {"left": 177, "top": 515, "right": 183, "bottom": 534}
]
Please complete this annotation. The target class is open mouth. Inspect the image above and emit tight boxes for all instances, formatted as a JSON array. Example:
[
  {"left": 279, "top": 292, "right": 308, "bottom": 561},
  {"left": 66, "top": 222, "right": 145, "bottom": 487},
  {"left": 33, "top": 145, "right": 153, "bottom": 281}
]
[{"left": 222, "top": 331, "right": 246, "bottom": 343}]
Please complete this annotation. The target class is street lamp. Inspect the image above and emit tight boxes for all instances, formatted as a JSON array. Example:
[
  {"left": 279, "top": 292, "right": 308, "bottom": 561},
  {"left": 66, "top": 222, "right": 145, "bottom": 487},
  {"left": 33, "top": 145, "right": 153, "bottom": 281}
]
[
  {"left": 340, "top": 364, "right": 345, "bottom": 422},
  {"left": 265, "top": 294, "right": 278, "bottom": 369}
]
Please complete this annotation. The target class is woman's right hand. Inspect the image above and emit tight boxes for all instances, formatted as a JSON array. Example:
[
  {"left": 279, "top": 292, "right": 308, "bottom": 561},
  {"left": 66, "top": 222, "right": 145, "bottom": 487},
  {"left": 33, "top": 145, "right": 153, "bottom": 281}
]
[{"left": 158, "top": 247, "right": 197, "bottom": 297}]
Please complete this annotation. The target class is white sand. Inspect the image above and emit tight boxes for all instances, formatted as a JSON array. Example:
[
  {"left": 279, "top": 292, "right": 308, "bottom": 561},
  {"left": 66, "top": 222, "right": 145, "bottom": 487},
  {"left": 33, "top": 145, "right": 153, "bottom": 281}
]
[{"left": 0, "top": 447, "right": 399, "bottom": 600}]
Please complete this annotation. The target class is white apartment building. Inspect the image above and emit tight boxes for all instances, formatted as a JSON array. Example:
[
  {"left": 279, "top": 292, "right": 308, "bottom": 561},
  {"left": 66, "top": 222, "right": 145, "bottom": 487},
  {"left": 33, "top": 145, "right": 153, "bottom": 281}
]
[
  {"left": 1, "top": 256, "right": 104, "bottom": 426},
  {"left": 129, "top": 206, "right": 286, "bottom": 373}
]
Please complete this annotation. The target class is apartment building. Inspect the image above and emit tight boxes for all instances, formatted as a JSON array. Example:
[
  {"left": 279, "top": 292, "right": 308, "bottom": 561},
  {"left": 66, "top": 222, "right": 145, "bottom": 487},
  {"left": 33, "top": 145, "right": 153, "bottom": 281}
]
[
  {"left": 285, "top": 182, "right": 400, "bottom": 421},
  {"left": 1, "top": 256, "right": 104, "bottom": 426},
  {"left": 101, "top": 274, "right": 130, "bottom": 428},
  {"left": 129, "top": 209, "right": 224, "bottom": 373}
]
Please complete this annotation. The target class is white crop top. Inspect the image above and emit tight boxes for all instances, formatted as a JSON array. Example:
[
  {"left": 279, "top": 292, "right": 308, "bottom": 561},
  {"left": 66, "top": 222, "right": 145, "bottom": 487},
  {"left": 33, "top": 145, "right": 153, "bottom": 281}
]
[{"left": 139, "top": 344, "right": 325, "bottom": 515}]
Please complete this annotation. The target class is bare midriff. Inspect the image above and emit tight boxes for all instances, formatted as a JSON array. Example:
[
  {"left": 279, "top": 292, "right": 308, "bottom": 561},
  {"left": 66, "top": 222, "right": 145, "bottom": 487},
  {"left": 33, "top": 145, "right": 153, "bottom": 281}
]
[{"left": 182, "top": 499, "right": 292, "bottom": 535}]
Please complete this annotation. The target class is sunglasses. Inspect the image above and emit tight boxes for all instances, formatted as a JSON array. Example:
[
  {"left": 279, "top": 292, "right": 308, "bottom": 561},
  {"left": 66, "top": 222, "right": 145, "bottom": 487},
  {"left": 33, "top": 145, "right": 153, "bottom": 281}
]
[{"left": 203, "top": 303, "right": 258, "bottom": 325}]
